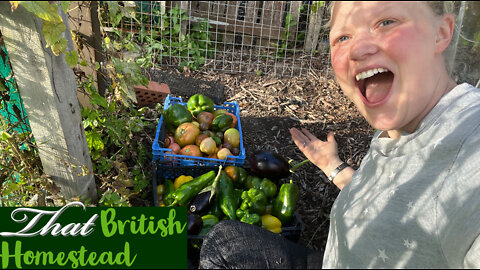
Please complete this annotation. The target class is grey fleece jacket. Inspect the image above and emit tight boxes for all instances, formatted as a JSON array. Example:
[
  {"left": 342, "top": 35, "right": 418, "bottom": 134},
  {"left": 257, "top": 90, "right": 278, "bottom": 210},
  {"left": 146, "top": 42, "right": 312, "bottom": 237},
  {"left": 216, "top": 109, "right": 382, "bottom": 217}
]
[{"left": 323, "top": 83, "right": 480, "bottom": 268}]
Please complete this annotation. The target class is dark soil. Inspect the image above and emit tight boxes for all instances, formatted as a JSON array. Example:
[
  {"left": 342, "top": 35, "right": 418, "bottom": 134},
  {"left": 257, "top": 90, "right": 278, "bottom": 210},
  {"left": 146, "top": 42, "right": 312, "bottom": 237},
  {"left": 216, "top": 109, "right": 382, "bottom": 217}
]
[{"left": 147, "top": 63, "right": 374, "bottom": 255}]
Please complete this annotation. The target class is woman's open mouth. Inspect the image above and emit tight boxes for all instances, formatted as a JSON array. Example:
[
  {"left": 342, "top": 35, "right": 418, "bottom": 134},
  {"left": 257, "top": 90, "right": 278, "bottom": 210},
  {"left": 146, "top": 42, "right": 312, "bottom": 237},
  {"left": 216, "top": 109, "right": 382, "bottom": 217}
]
[{"left": 355, "top": 68, "right": 394, "bottom": 106}]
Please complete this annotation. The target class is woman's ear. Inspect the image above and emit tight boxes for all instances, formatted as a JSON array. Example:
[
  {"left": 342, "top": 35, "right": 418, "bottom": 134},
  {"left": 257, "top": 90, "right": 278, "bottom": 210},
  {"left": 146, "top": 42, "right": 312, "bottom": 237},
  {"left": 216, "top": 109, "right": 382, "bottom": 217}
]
[{"left": 435, "top": 14, "right": 455, "bottom": 55}]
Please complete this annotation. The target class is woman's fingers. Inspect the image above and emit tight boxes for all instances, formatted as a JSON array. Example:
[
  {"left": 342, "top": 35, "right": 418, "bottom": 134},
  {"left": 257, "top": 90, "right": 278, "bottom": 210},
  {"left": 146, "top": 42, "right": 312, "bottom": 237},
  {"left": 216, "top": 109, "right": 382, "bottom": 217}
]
[
  {"left": 326, "top": 132, "right": 336, "bottom": 143},
  {"left": 290, "top": 128, "right": 307, "bottom": 143}
]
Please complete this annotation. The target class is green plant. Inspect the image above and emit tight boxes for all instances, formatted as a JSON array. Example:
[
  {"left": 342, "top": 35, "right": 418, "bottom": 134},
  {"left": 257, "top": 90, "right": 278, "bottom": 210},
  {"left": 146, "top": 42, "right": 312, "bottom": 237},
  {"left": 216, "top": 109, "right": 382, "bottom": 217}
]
[
  {"left": 276, "top": 12, "right": 297, "bottom": 58},
  {"left": 2, "top": 1, "right": 158, "bottom": 207},
  {"left": 80, "top": 75, "right": 160, "bottom": 205},
  {"left": 102, "top": 2, "right": 214, "bottom": 72}
]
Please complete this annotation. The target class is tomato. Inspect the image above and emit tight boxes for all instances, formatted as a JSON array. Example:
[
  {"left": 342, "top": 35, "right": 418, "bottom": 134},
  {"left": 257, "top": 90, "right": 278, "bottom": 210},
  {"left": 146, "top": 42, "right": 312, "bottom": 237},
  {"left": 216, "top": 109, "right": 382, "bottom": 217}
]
[
  {"left": 164, "top": 135, "right": 175, "bottom": 147},
  {"left": 197, "top": 111, "right": 214, "bottom": 131},
  {"left": 195, "top": 134, "right": 209, "bottom": 146},
  {"left": 224, "top": 128, "right": 240, "bottom": 148},
  {"left": 217, "top": 148, "right": 233, "bottom": 159},
  {"left": 179, "top": 145, "right": 202, "bottom": 157},
  {"left": 174, "top": 123, "right": 200, "bottom": 147},
  {"left": 200, "top": 137, "right": 217, "bottom": 155},
  {"left": 208, "top": 152, "right": 218, "bottom": 159},
  {"left": 168, "top": 142, "right": 181, "bottom": 154}
]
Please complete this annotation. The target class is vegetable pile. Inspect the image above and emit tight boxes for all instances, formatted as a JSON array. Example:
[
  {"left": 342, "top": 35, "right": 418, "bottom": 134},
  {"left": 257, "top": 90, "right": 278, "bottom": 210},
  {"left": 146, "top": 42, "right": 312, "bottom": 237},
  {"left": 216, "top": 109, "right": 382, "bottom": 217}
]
[
  {"left": 163, "top": 94, "right": 241, "bottom": 160},
  {"left": 156, "top": 165, "right": 300, "bottom": 236}
]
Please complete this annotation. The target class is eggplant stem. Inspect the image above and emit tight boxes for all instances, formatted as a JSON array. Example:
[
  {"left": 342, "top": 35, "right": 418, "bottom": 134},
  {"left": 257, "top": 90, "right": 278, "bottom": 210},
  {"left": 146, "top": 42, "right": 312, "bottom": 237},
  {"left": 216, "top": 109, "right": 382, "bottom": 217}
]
[
  {"left": 209, "top": 165, "right": 223, "bottom": 202},
  {"left": 289, "top": 158, "right": 311, "bottom": 173}
]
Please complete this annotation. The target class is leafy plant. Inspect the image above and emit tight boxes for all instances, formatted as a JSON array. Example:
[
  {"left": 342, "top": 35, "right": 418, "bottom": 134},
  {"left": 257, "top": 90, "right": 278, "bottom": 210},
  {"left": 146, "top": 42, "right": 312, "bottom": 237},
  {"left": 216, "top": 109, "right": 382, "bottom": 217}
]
[
  {"left": 80, "top": 75, "right": 160, "bottom": 206},
  {"left": 275, "top": 12, "right": 297, "bottom": 58},
  {"left": 10, "top": 1, "right": 72, "bottom": 56},
  {"left": 2, "top": 1, "right": 157, "bottom": 207},
  {"left": 102, "top": 3, "right": 214, "bottom": 72}
]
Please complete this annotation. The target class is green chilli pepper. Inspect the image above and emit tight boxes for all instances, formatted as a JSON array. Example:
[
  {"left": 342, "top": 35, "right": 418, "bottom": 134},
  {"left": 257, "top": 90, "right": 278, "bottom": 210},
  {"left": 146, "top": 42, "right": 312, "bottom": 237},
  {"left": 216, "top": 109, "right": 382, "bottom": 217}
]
[
  {"left": 198, "top": 214, "right": 219, "bottom": 236},
  {"left": 272, "top": 180, "right": 299, "bottom": 226},
  {"left": 218, "top": 171, "right": 238, "bottom": 220},
  {"left": 162, "top": 179, "right": 175, "bottom": 206},
  {"left": 168, "top": 170, "right": 216, "bottom": 206},
  {"left": 208, "top": 195, "right": 225, "bottom": 219}
]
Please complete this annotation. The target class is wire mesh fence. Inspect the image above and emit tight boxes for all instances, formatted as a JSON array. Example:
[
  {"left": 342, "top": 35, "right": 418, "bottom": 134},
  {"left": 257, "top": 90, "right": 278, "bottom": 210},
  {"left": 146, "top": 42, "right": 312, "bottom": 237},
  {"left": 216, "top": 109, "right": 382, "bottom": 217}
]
[
  {"left": 99, "top": 1, "right": 480, "bottom": 84},
  {"left": 100, "top": 1, "right": 331, "bottom": 77}
]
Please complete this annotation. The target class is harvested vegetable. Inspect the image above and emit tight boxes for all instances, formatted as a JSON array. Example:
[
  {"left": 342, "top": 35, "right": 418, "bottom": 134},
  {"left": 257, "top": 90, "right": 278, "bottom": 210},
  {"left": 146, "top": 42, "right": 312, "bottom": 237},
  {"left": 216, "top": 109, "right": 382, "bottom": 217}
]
[{"left": 248, "top": 150, "right": 310, "bottom": 181}]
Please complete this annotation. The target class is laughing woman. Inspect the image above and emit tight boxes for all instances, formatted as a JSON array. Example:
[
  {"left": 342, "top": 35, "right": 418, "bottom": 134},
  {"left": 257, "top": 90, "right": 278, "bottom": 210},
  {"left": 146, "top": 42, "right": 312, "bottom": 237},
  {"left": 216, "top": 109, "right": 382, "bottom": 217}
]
[{"left": 200, "top": 2, "right": 480, "bottom": 268}]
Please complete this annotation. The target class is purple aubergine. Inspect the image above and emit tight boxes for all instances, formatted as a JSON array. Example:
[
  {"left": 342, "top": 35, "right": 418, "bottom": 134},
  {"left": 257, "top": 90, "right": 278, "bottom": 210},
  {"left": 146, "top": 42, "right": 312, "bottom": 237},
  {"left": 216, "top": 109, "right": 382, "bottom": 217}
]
[
  {"left": 187, "top": 213, "right": 203, "bottom": 235},
  {"left": 189, "top": 190, "right": 212, "bottom": 214},
  {"left": 248, "top": 151, "right": 291, "bottom": 181}
]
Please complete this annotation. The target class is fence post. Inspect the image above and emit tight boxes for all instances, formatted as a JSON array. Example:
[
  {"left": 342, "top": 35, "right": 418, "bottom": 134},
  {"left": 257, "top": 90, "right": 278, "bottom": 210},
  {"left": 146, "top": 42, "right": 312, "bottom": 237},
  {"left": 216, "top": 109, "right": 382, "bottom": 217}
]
[
  {"left": 180, "top": 1, "right": 190, "bottom": 38},
  {"left": 305, "top": 1, "right": 324, "bottom": 54},
  {"left": 448, "top": 1, "right": 467, "bottom": 76},
  {"left": 0, "top": 2, "right": 97, "bottom": 201}
]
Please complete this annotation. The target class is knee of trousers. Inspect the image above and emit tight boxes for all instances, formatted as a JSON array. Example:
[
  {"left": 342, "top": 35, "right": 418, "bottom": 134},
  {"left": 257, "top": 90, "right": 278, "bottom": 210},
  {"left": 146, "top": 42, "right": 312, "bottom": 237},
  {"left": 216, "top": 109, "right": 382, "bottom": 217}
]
[{"left": 202, "top": 220, "right": 243, "bottom": 245}]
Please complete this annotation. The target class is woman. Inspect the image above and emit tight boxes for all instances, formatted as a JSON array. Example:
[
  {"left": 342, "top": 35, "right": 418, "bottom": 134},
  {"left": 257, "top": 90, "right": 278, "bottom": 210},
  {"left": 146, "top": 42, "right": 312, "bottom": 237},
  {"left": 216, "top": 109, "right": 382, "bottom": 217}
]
[{"left": 200, "top": 2, "right": 480, "bottom": 268}]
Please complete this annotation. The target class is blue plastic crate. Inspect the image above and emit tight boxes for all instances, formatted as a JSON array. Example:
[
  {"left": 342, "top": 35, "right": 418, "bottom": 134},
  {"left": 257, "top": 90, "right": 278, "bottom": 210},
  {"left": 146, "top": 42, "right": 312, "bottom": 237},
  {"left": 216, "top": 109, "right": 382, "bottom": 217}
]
[{"left": 152, "top": 95, "right": 246, "bottom": 172}]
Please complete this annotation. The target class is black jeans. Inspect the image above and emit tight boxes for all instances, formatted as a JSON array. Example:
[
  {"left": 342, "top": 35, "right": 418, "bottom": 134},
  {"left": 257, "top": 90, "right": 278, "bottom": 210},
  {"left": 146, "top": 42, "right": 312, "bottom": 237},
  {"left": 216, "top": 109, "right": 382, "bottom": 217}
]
[{"left": 199, "top": 220, "right": 323, "bottom": 269}]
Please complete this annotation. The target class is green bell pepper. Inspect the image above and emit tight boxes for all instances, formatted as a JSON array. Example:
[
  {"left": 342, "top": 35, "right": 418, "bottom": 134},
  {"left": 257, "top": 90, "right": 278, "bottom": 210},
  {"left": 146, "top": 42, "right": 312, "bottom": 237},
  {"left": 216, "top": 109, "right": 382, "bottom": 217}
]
[
  {"left": 168, "top": 171, "right": 216, "bottom": 206},
  {"left": 240, "top": 211, "right": 261, "bottom": 226},
  {"left": 260, "top": 178, "right": 277, "bottom": 199},
  {"left": 240, "top": 188, "right": 267, "bottom": 215},
  {"left": 218, "top": 171, "right": 238, "bottom": 220},
  {"left": 211, "top": 114, "right": 233, "bottom": 133},
  {"left": 272, "top": 180, "right": 299, "bottom": 226},
  {"left": 236, "top": 208, "right": 246, "bottom": 219},
  {"left": 187, "top": 94, "right": 215, "bottom": 117},
  {"left": 245, "top": 175, "right": 262, "bottom": 190},
  {"left": 164, "top": 103, "right": 193, "bottom": 129}
]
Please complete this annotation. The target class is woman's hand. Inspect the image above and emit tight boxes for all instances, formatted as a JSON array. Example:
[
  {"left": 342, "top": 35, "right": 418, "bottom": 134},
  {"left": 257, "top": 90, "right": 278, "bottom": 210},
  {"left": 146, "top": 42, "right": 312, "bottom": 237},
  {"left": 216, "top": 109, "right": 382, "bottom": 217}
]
[{"left": 290, "top": 127, "right": 353, "bottom": 189}]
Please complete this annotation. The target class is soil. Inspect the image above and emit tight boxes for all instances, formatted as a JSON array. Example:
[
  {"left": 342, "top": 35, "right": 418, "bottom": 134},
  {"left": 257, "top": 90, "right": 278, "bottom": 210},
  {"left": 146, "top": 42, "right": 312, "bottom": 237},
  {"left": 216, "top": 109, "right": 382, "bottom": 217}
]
[{"left": 148, "top": 62, "right": 374, "bottom": 255}]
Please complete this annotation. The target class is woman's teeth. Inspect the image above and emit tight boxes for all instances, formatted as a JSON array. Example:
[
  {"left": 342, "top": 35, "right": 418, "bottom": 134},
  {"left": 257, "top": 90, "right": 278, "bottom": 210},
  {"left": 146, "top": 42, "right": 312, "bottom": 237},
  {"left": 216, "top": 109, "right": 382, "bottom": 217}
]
[{"left": 355, "top": 68, "right": 389, "bottom": 81}]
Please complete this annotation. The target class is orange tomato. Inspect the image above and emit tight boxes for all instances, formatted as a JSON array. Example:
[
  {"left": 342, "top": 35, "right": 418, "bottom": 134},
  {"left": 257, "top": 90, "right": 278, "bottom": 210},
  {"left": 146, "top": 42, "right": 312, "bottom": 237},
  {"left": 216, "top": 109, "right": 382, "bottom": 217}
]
[
  {"left": 175, "top": 122, "right": 200, "bottom": 147},
  {"left": 179, "top": 145, "right": 202, "bottom": 157}
]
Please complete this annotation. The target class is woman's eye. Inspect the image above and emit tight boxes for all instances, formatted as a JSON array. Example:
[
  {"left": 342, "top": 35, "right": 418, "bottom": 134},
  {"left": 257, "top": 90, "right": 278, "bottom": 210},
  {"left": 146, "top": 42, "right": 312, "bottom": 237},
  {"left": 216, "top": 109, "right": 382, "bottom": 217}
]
[
  {"left": 338, "top": 36, "right": 350, "bottom": 43},
  {"left": 379, "top": 20, "right": 394, "bottom": 27}
]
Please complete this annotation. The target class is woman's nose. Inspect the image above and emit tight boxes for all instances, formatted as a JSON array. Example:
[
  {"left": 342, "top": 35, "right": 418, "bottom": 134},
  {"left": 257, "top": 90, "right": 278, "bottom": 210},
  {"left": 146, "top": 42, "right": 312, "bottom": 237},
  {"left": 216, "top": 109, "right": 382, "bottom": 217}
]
[{"left": 349, "top": 33, "right": 379, "bottom": 61}]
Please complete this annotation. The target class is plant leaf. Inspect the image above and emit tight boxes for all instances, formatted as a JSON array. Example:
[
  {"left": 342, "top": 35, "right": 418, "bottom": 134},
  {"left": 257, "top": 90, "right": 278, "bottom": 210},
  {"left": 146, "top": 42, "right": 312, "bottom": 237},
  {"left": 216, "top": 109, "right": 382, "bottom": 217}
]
[
  {"left": 65, "top": 50, "right": 78, "bottom": 67},
  {"left": 19, "top": 2, "right": 63, "bottom": 23},
  {"left": 60, "top": 1, "right": 70, "bottom": 13}
]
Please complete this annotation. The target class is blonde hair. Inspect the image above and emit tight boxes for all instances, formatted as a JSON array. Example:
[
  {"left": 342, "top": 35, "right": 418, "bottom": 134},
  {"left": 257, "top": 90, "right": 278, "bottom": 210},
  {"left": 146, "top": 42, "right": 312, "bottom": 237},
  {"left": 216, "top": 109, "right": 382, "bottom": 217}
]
[{"left": 324, "top": 1, "right": 455, "bottom": 29}]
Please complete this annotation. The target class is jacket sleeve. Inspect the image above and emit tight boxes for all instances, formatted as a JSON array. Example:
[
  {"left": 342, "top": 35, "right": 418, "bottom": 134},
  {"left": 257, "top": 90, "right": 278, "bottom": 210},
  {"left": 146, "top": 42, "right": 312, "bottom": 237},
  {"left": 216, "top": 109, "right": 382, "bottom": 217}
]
[{"left": 439, "top": 124, "right": 480, "bottom": 268}]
